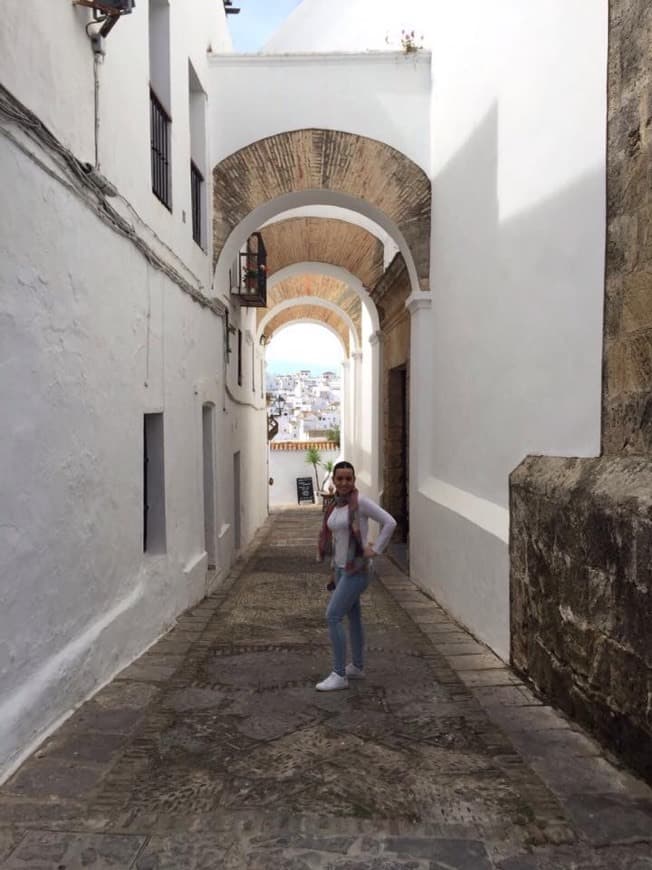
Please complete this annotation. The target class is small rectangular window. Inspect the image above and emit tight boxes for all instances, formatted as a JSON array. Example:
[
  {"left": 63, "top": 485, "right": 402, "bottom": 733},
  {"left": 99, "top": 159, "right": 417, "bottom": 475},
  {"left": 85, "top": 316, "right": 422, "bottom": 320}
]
[
  {"left": 149, "top": 0, "right": 172, "bottom": 209},
  {"left": 144, "top": 413, "right": 167, "bottom": 553},
  {"left": 189, "top": 61, "right": 207, "bottom": 247},
  {"left": 190, "top": 160, "right": 203, "bottom": 246}
]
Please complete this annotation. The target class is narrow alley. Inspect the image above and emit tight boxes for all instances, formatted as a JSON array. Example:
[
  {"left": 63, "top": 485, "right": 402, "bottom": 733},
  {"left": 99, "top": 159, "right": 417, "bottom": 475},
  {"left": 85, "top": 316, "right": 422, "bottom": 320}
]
[{"left": 0, "top": 509, "right": 650, "bottom": 869}]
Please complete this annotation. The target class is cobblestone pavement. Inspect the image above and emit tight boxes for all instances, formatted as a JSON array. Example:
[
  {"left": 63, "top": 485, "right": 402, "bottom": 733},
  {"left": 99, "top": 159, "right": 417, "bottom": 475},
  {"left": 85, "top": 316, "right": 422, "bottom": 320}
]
[{"left": 1, "top": 509, "right": 651, "bottom": 869}]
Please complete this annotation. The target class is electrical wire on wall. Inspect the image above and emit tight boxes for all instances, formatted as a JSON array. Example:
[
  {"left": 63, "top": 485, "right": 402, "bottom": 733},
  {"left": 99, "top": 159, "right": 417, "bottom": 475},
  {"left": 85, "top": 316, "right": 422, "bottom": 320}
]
[{"left": 0, "top": 83, "right": 225, "bottom": 320}]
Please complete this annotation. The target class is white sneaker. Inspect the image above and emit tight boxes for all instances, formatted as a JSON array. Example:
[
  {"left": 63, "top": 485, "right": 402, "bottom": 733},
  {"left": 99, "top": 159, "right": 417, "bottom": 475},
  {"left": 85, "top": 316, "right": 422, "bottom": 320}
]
[
  {"left": 315, "top": 672, "right": 349, "bottom": 691},
  {"left": 345, "top": 663, "right": 365, "bottom": 679}
]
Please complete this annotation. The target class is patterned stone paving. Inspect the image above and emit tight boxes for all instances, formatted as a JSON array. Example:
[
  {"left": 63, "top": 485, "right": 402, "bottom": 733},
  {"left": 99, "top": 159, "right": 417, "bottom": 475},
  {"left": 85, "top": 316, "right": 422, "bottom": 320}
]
[{"left": 1, "top": 509, "right": 651, "bottom": 868}]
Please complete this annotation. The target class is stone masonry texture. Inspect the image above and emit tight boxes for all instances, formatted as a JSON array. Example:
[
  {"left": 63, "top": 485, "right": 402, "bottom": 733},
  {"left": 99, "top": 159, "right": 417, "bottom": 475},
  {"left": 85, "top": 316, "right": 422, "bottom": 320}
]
[
  {"left": 371, "top": 254, "right": 411, "bottom": 540},
  {"left": 509, "top": 0, "right": 652, "bottom": 783},
  {"left": 1, "top": 509, "right": 651, "bottom": 868},
  {"left": 510, "top": 456, "right": 652, "bottom": 782},
  {"left": 603, "top": 0, "right": 652, "bottom": 454},
  {"left": 212, "top": 129, "right": 431, "bottom": 289}
]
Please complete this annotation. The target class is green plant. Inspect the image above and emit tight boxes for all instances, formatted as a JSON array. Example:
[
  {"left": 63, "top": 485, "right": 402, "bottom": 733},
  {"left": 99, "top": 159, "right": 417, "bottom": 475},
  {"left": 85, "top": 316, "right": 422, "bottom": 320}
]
[
  {"left": 305, "top": 447, "right": 322, "bottom": 491},
  {"left": 326, "top": 427, "right": 340, "bottom": 447},
  {"left": 400, "top": 29, "right": 423, "bottom": 53}
]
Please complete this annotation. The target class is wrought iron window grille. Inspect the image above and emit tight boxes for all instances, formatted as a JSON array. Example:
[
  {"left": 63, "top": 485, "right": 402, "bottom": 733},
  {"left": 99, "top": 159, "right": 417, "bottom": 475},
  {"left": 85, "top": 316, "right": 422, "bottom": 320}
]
[
  {"left": 232, "top": 232, "right": 267, "bottom": 308},
  {"left": 150, "top": 87, "right": 171, "bottom": 209},
  {"left": 190, "top": 160, "right": 203, "bottom": 247}
]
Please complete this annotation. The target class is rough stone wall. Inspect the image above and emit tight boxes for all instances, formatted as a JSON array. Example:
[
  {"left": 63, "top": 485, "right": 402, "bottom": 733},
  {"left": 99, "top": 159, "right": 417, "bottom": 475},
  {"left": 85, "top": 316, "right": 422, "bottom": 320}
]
[
  {"left": 213, "top": 129, "right": 431, "bottom": 288},
  {"left": 511, "top": 456, "right": 652, "bottom": 780},
  {"left": 371, "top": 255, "right": 411, "bottom": 537},
  {"left": 510, "top": 0, "right": 652, "bottom": 781},
  {"left": 602, "top": 0, "right": 652, "bottom": 453}
]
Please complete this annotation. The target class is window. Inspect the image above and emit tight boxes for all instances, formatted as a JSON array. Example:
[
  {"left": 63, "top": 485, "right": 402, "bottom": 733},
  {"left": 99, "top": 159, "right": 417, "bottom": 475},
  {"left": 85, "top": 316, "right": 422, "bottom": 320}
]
[
  {"left": 149, "top": 0, "right": 171, "bottom": 208},
  {"left": 190, "top": 161, "right": 203, "bottom": 245},
  {"left": 143, "top": 413, "right": 167, "bottom": 553},
  {"left": 188, "top": 62, "right": 207, "bottom": 248}
]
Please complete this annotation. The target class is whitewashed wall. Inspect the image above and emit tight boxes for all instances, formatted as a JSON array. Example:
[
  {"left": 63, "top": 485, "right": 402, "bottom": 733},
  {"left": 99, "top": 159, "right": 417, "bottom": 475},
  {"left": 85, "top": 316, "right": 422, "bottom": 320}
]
[
  {"left": 410, "top": 0, "right": 608, "bottom": 658},
  {"left": 0, "top": 0, "right": 230, "bottom": 289},
  {"left": 269, "top": 448, "right": 340, "bottom": 507},
  {"left": 208, "top": 52, "right": 431, "bottom": 173},
  {"left": 0, "top": 145, "right": 217, "bottom": 778},
  {"left": 0, "top": 1, "right": 270, "bottom": 781}
]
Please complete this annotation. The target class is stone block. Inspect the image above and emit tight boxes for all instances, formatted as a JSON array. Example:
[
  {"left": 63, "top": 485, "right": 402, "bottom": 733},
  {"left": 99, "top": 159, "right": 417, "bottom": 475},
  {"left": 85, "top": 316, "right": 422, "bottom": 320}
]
[{"left": 622, "top": 272, "right": 652, "bottom": 334}]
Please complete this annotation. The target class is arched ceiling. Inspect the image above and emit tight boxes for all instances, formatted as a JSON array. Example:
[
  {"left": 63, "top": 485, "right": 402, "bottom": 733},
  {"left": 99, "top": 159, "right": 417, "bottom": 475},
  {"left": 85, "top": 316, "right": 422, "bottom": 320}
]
[
  {"left": 213, "top": 128, "right": 431, "bottom": 288},
  {"left": 257, "top": 274, "right": 362, "bottom": 337},
  {"left": 264, "top": 305, "right": 351, "bottom": 355},
  {"left": 259, "top": 218, "right": 384, "bottom": 288}
]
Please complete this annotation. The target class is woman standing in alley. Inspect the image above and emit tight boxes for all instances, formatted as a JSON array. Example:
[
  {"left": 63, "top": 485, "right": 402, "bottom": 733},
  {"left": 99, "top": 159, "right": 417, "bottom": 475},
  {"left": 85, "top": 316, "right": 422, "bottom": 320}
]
[{"left": 315, "top": 461, "right": 396, "bottom": 691}]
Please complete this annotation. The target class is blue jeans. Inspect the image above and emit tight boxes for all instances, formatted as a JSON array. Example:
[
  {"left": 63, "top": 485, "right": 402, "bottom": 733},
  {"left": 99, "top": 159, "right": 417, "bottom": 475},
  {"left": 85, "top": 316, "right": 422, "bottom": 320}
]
[{"left": 325, "top": 567, "right": 370, "bottom": 677}]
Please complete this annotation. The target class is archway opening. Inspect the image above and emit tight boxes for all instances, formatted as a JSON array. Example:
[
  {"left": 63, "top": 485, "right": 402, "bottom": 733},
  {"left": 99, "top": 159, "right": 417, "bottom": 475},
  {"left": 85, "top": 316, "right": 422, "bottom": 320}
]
[{"left": 266, "top": 323, "right": 345, "bottom": 508}]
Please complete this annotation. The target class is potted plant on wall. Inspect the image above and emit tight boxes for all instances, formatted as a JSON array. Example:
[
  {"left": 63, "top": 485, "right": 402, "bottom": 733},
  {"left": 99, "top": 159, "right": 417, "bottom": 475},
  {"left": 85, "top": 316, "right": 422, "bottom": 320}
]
[{"left": 400, "top": 29, "right": 423, "bottom": 53}]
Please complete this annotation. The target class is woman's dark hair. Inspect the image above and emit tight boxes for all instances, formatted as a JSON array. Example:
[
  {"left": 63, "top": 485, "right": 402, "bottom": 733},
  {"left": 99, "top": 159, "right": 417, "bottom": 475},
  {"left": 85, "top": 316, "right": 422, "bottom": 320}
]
[{"left": 333, "top": 461, "right": 355, "bottom": 475}]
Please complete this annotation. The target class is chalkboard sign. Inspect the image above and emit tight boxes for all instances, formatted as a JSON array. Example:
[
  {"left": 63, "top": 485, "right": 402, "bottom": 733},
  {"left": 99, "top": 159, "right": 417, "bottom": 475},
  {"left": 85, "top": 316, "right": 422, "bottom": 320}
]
[{"left": 296, "top": 477, "right": 315, "bottom": 505}]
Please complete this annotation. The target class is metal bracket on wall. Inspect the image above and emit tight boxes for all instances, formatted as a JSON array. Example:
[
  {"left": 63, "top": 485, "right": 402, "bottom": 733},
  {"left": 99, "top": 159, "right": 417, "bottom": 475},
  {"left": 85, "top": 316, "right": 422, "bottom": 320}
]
[{"left": 73, "top": 0, "right": 135, "bottom": 38}]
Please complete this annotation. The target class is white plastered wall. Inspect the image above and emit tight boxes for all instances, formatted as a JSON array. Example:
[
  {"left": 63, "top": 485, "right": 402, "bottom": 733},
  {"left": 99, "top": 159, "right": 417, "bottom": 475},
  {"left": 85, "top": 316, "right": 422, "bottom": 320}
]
[
  {"left": 0, "top": 0, "right": 230, "bottom": 291},
  {"left": 0, "top": 1, "right": 268, "bottom": 781},
  {"left": 0, "top": 143, "right": 219, "bottom": 778},
  {"left": 409, "top": 0, "right": 608, "bottom": 659},
  {"left": 208, "top": 52, "right": 431, "bottom": 173},
  {"left": 269, "top": 447, "right": 341, "bottom": 507}
]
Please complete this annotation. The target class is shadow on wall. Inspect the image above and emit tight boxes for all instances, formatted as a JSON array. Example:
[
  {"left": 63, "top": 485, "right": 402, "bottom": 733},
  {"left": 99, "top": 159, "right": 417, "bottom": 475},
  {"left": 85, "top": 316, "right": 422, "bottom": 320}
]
[
  {"left": 428, "top": 101, "right": 604, "bottom": 508},
  {"left": 411, "top": 101, "right": 605, "bottom": 662}
]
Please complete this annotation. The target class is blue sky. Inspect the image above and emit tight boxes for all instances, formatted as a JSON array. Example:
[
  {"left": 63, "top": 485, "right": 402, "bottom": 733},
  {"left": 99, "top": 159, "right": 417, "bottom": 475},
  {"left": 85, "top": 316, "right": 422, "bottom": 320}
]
[{"left": 227, "top": 0, "right": 303, "bottom": 53}]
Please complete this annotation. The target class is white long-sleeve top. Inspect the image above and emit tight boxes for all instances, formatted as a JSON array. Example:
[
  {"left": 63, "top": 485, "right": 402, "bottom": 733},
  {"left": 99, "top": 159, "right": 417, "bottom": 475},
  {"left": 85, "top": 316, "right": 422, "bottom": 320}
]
[{"left": 327, "top": 495, "right": 397, "bottom": 568}]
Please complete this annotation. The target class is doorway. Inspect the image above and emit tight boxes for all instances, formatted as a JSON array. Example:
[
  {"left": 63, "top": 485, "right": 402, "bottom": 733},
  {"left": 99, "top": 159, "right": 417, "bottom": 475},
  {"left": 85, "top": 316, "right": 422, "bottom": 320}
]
[{"left": 386, "top": 365, "right": 408, "bottom": 564}]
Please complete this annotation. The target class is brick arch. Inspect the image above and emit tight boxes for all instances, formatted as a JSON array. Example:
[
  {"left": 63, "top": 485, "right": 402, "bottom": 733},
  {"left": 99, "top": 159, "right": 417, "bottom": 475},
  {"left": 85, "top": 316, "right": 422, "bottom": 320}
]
[
  {"left": 256, "top": 274, "right": 362, "bottom": 339},
  {"left": 213, "top": 129, "right": 431, "bottom": 289},
  {"left": 264, "top": 305, "right": 352, "bottom": 355},
  {"left": 259, "top": 218, "right": 384, "bottom": 288}
]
